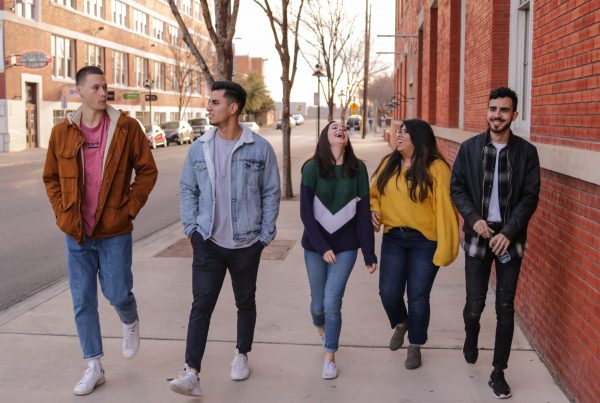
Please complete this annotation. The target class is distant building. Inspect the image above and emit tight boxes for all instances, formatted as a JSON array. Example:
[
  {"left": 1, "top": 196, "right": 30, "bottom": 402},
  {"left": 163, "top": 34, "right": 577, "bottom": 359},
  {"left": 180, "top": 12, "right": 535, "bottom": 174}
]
[{"left": 0, "top": 0, "right": 215, "bottom": 152}]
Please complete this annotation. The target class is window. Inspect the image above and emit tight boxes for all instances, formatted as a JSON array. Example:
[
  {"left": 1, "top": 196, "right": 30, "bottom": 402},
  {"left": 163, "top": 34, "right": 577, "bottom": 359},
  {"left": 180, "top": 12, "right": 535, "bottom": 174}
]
[
  {"left": 134, "top": 56, "right": 148, "bottom": 87},
  {"left": 133, "top": 9, "right": 149, "bottom": 35},
  {"left": 84, "top": 0, "right": 103, "bottom": 18},
  {"left": 154, "top": 19, "right": 164, "bottom": 41},
  {"left": 195, "top": 71, "right": 202, "bottom": 94},
  {"left": 169, "top": 65, "right": 177, "bottom": 91},
  {"left": 155, "top": 112, "right": 166, "bottom": 124},
  {"left": 86, "top": 44, "right": 104, "bottom": 69},
  {"left": 181, "top": 0, "right": 192, "bottom": 16},
  {"left": 53, "top": 0, "right": 75, "bottom": 8},
  {"left": 168, "top": 25, "right": 179, "bottom": 46},
  {"left": 170, "top": 112, "right": 179, "bottom": 122},
  {"left": 15, "top": 0, "right": 35, "bottom": 19},
  {"left": 112, "top": 50, "right": 127, "bottom": 86},
  {"left": 112, "top": 0, "right": 128, "bottom": 27},
  {"left": 154, "top": 62, "right": 165, "bottom": 90},
  {"left": 194, "top": 0, "right": 201, "bottom": 20},
  {"left": 51, "top": 35, "right": 74, "bottom": 79},
  {"left": 53, "top": 109, "right": 76, "bottom": 125},
  {"left": 509, "top": 0, "right": 533, "bottom": 134}
]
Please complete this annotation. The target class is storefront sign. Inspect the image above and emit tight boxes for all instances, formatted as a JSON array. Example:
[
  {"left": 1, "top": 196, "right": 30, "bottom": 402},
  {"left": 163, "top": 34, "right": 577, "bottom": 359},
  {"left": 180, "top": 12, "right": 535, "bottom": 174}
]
[
  {"left": 19, "top": 51, "right": 51, "bottom": 69},
  {"left": 123, "top": 93, "right": 140, "bottom": 100}
]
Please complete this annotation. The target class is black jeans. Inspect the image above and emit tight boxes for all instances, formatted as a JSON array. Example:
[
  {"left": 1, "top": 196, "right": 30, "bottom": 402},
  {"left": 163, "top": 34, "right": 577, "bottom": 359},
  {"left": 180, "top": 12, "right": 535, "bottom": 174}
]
[
  {"left": 463, "top": 248, "right": 522, "bottom": 370},
  {"left": 185, "top": 233, "right": 264, "bottom": 370}
]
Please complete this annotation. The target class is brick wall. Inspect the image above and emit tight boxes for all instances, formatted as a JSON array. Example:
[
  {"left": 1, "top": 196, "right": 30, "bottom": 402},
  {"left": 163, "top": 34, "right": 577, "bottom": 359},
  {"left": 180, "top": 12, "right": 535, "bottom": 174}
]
[
  {"left": 517, "top": 170, "right": 599, "bottom": 403},
  {"left": 463, "top": 0, "right": 510, "bottom": 131},
  {"left": 530, "top": 0, "right": 600, "bottom": 151},
  {"left": 436, "top": 0, "right": 461, "bottom": 127}
]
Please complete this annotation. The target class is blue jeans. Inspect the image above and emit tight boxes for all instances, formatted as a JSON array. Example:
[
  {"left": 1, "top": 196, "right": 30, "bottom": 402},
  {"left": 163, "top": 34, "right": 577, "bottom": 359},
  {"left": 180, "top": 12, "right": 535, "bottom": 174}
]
[
  {"left": 65, "top": 233, "right": 138, "bottom": 359},
  {"left": 379, "top": 228, "right": 439, "bottom": 345},
  {"left": 304, "top": 249, "right": 358, "bottom": 353}
]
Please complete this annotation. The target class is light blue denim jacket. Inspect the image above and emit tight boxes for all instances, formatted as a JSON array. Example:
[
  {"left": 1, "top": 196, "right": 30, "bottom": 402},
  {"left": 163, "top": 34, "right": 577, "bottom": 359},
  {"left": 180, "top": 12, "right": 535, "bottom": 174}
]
[{"left": 180, "top": 125, "right": 281, "bottom": 246}]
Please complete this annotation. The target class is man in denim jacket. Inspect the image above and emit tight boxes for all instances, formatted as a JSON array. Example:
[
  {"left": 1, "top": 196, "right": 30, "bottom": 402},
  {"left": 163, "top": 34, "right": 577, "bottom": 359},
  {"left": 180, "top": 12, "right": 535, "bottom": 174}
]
[{"left": 169, "top": 81, "right": 280, "bottom": 397}]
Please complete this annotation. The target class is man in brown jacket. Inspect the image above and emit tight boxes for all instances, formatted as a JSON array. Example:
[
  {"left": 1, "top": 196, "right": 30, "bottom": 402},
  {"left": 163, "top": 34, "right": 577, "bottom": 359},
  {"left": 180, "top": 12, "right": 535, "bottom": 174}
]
[{"left": 43, "top": 66, "right": 158, "bottom": 395}]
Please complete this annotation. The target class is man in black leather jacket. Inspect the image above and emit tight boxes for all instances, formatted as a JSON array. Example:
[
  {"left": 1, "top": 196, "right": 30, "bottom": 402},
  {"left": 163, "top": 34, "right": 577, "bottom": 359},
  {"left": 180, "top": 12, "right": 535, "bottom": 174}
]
[{"left": 451, "top": 87, "right": 540, "bottom": 400}]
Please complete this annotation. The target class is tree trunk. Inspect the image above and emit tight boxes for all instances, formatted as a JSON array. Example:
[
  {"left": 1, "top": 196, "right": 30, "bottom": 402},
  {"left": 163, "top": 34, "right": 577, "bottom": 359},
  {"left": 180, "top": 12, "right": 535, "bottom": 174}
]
[{"left": 281, "top": 68, "right": 293, "bottom": 198}]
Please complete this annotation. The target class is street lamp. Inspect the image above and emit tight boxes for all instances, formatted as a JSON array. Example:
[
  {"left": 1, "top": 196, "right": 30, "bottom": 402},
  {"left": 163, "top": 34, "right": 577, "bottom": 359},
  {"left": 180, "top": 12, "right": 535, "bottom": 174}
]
[
  {"left": 312, "top": 63, "right": 325, "bottom": 138},
  {"left": 143, "top": 79, "right": 154, "bottom": 125},
  {"left": 338, "top": 90, "right": 346, "bottom": 122}
]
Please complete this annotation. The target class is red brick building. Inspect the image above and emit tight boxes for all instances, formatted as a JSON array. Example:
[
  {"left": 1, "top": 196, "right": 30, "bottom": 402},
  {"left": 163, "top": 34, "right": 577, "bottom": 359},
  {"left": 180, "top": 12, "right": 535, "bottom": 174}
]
[
  {"left": 391, "top": 1, "right": 599, "bottom": 402},
  {"left": 0, "top": 0, "right": 214, "bottom": 152}
]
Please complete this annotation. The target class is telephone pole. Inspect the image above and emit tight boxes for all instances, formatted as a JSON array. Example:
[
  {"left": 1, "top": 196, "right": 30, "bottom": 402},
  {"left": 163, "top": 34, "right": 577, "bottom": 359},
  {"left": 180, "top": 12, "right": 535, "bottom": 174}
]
[{"left": 362, "top": 0, "right": 371, "bottom": 138}]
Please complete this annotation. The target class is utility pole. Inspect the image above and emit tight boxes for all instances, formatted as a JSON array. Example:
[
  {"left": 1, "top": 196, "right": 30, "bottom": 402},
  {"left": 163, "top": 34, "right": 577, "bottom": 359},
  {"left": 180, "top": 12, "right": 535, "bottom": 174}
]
[{"left": 362, "top": 0, "right": 371, "bottom": 139}]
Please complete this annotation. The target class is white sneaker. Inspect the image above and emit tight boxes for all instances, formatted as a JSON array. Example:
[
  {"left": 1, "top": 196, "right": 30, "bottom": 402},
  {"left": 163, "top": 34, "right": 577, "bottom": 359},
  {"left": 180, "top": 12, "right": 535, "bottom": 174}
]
[
  {"left": 322, "top": 360, "right": 338, "bottom": 379},
  {"left": 169, "top": 364, "right": 203, "bottom": 397},
  {"left": 230, "top": 349, "right": 250, "bottom": 381},
  {"left": 122, "top": 319, "right": 140, "bottom": 359},
  {"left": 73, "top": 364, "right": 105, "bottom": 395}
]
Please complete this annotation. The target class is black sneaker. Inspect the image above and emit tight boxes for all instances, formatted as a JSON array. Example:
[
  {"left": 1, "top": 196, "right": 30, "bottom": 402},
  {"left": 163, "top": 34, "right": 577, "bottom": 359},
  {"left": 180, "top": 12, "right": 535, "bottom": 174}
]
[
  {"left": 463, "top": 324, "right": 480, "bottom": 364},
  {"left": 488, "top": 369, "right": 512, "bottom": 399}
]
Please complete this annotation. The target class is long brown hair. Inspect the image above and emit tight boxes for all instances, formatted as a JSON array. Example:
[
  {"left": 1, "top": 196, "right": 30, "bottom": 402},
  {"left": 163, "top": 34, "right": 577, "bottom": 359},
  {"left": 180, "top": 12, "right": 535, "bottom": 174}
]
[{"left": 373, "top": 119, "right": 447, "bottom": 202}]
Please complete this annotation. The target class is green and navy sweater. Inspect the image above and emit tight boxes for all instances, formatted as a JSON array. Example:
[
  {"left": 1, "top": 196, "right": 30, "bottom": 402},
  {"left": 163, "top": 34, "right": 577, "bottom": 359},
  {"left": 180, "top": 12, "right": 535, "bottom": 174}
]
[{"left": 300, "top": 160, "right": 377, "bottom": 265}]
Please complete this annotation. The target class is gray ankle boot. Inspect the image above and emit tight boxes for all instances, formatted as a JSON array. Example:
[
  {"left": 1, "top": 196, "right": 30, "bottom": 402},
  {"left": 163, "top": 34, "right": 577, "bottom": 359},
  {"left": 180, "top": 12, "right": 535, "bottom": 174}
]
[{"left": 405, "top": 345, "right": 422, "bottom": 369}]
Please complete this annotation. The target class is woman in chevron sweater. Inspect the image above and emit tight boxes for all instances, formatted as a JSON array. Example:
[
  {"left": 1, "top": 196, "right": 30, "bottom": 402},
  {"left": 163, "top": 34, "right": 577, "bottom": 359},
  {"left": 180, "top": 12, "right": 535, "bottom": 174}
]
[
  {"left": 300, "top": 121, "right": 378, "bottom": 380},
  {"left": 370, "top": 119, "right": 459, "bottom": 370}
]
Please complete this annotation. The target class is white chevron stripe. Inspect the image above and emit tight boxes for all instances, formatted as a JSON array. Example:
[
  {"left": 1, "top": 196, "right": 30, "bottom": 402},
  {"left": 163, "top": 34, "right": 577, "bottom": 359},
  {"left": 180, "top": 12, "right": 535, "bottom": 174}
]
[{"left": 313, "top": 196, "right": 360, "bottom": 234}]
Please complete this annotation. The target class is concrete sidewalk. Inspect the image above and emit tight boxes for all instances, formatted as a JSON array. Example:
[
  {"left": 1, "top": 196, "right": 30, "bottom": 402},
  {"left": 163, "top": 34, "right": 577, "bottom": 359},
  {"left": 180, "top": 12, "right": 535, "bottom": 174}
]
[{"left": 0, "top": 135, "right": 568, "bottom": 402}]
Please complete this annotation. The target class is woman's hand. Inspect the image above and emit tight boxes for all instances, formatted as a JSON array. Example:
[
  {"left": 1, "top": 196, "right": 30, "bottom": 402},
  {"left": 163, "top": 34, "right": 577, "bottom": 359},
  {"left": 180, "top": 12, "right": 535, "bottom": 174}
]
[
  {"left": 371, "top": 211, "right": 381, "bottom": 232},
  {"left": 366, "top": 263, "right": 378, "bottom": 273},
  {"left": 323, "top": 250, "right": 337, "bottom": 264}
]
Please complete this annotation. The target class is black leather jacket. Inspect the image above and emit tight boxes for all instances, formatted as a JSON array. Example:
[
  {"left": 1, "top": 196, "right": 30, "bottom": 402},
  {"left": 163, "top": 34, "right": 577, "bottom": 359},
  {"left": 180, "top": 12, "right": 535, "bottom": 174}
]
[{"left": 450, "top": 130, "right": 541, "bottom": 243}]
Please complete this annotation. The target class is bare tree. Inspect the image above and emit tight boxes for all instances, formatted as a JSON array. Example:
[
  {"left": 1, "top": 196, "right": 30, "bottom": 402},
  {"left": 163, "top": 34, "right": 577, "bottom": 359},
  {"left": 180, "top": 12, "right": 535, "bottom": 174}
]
[
  {"left": 167, "top": 0, "right": 240, "bottom": 85},
  {"left": 254, "top": 0, "right": 306, "bottom": 198},
  {"left": 300, "top": 0, "right": 354, "bottom": 122},
  {"left": 368, "top": 73, "right": 394, "bottom": 127},
  {"left": 169, "top": 35, "right": 199, "bottom": 121}
]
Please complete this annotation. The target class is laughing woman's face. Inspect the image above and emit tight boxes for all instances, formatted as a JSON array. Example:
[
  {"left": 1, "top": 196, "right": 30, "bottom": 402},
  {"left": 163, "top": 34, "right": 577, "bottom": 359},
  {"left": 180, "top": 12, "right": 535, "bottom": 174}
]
[{"left": 327, "top": 122, "right": 349, "bottom": 146}]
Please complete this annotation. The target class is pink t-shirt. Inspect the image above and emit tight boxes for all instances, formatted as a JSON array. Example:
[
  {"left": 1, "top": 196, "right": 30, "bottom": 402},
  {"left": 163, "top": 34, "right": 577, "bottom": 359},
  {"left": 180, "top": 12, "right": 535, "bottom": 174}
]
[{"left": 81, "top": 113, "right": 110, "bottom": 236}]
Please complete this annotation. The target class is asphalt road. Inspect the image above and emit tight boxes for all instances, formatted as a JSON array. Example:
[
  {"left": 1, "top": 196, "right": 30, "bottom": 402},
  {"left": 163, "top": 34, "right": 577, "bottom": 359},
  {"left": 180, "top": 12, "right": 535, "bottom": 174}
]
[{"left": 0, "top": 121, "right": 321, "bottom": 311}]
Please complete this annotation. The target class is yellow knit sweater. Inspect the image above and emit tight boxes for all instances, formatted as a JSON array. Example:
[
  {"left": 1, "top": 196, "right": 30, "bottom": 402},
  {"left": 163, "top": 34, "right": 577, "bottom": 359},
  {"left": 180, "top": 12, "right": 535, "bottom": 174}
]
[{"left": 370, "top": 159, "right": 459, "bottom": 267}]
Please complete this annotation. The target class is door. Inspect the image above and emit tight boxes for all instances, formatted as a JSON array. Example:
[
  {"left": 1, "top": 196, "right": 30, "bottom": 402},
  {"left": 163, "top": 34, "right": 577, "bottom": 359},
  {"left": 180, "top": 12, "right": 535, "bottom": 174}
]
[{"left": 25, "top": 83, "right": 38, "bottom": 148}]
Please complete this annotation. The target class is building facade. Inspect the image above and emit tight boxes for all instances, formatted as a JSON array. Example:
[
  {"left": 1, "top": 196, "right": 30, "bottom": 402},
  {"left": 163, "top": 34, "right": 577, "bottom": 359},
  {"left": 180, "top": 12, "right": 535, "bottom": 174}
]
[
  {"left": 0, "top": 0, "right": 214, "bottom": 152},
  {"left": 391, "top": 1, "right": 599, "bottom": 402}
]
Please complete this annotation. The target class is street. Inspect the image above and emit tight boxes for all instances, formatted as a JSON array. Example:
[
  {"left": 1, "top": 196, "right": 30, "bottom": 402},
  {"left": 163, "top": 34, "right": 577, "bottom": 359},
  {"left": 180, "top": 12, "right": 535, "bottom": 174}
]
[{"left": 0, "top": 120, "right": 323, "bottom": 311}]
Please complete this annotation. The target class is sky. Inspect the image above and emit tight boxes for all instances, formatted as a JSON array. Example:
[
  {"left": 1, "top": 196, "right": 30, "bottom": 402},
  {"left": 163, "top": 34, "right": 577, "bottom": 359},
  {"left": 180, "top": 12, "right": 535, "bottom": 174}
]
[{"left": 233, "top": 0, "right": 396, "bottom": 107}]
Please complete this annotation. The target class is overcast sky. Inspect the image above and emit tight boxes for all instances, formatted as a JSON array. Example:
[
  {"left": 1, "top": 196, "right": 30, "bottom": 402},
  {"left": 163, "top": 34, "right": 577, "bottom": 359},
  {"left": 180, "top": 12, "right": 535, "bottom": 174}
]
[{"left": 234, "top": 0, "right": 396, "bottom": 107}]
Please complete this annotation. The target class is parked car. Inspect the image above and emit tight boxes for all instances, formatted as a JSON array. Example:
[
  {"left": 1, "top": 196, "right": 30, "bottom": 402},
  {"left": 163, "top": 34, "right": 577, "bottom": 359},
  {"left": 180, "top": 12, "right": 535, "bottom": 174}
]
[
  {"left": 276, "top": 116, "right": 296, "bottom": 129},
  {"left": 241, "top": 121, "right": 260, "bottom": 133},
  {"left": 346, "top": 115, "right": 363, "bottom": 131},
  {"left": 144, "top": 124, "right": 168, "bottom": 149},
  {"left": 292, "top": 114, "right": 304, "bottom": 125},
  {"left": 160, "top": 120, "right": 193, "bottom": 145},
  {"left": 188, "top": 118, "right": 212, "bottom": 139}
]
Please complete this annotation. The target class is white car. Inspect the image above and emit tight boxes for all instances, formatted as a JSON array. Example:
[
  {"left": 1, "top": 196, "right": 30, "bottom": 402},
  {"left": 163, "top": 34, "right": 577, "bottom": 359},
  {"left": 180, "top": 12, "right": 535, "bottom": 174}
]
[
  {"left": 160, "top": 120, "right": 194, "bottom": 145},
  {"left": 144, "top": 124, "right": 168, "bottom": 149},
  {"left": 292, "top": 114, "right": 304, "bottom": 125},
  {"left": 241, "top": 121, "right": 260, "bottom": 133}
]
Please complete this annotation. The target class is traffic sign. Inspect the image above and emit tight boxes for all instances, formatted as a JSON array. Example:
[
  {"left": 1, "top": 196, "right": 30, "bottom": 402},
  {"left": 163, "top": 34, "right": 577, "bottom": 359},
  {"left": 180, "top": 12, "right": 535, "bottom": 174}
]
[
  {"left": 145, "top": 94, "right": 158, "bottom": 102},
  {"left": 122, "top": 93, "right": 140, "bottom": 100}
]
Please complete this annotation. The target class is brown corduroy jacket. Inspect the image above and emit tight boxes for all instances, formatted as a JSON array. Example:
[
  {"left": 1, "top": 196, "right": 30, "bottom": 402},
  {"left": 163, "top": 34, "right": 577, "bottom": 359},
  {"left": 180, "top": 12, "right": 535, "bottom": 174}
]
[{"left": 43, "top": 105, "right": 158, "bottom": 242}]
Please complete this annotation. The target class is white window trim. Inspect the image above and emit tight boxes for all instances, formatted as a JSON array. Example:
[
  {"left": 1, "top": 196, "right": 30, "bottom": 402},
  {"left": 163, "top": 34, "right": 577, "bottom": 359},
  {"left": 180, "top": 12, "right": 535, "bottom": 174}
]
[{"left": 508, "top": 0, "right": 533, "bottom": 138}]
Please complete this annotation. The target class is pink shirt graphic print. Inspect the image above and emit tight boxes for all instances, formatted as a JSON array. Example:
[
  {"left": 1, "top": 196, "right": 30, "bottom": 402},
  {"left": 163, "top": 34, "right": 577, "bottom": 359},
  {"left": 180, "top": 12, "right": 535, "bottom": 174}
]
[{"left": 81, "top": 113, "right": 110, "bottom": 236}]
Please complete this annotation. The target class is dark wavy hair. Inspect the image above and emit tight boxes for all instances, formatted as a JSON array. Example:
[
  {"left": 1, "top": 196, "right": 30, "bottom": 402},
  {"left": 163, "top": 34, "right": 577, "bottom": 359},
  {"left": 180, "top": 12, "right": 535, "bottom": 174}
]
[
  {"left": 211, "top": 80, "right": 247, "bottom": 115},
  {"left": 302, "top": 121, "right": 360, "bottom": 179},
  {"left": 490, "top": 87, "right": 518, "bottom": 112},
  {"left": 373, "top": 119, "right": 447, "bottom": 202}
]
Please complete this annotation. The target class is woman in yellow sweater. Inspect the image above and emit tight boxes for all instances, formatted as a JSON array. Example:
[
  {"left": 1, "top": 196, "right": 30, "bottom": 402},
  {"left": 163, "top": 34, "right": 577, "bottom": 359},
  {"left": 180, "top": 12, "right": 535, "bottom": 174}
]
[{"left": 371, "top": 119, "right": 459, "bottom": 369}]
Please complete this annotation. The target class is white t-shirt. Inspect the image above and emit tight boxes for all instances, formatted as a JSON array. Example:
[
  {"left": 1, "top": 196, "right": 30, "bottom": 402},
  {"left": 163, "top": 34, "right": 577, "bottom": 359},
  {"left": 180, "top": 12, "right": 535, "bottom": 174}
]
[{"left": 487, "top": 142, "right": 507, "bottom": 222}]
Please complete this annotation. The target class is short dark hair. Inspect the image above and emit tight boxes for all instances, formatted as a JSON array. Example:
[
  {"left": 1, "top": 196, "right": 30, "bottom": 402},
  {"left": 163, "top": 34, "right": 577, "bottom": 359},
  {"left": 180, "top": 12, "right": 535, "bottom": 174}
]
[
  {"left": 489, "top": 87, "right": 518, "bottom": 111},
  {"left": 211, "top": 80, "right": 247, "bottom": 115},
  {"left": 76, "top": 66, "right": 105, "bottom": 86}
]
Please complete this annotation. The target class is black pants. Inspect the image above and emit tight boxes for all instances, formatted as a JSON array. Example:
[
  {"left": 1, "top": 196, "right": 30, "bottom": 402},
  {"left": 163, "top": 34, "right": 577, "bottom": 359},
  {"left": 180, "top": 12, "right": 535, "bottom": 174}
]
[
  {"left": 463, "top": 248, "right": 522, "bottom": 370},
  {"left": 185, "top": 233, "right": 264, "bottom": 370}
]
